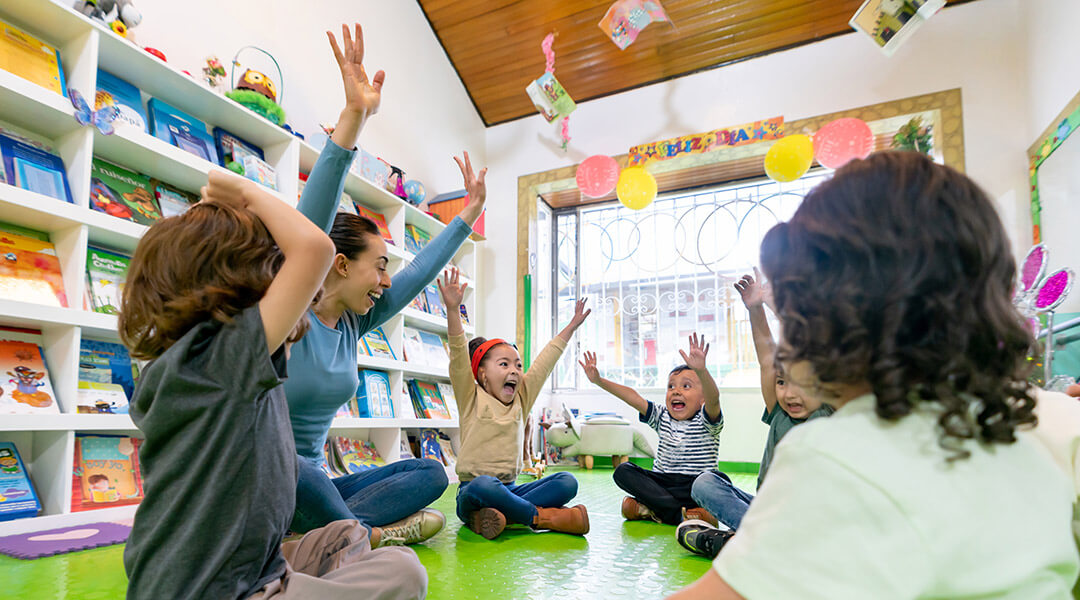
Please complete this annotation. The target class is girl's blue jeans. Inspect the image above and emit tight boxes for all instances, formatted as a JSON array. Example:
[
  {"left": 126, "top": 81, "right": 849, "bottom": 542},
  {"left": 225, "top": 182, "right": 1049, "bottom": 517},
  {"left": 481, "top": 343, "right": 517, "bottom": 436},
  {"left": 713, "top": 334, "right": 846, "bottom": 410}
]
[
  {"left": 455, "top": 471, "right": 578, "bottom": 526},
  {"left": 291, "top": 455, "right": 449, "bottom": 534}
]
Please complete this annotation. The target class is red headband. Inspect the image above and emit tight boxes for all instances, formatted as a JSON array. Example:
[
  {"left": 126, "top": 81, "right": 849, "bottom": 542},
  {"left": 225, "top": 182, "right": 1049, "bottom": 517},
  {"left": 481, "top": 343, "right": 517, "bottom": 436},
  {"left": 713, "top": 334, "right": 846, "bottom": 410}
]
[{"left": 471, "top": 338, "right": 508, "bottom": 380}]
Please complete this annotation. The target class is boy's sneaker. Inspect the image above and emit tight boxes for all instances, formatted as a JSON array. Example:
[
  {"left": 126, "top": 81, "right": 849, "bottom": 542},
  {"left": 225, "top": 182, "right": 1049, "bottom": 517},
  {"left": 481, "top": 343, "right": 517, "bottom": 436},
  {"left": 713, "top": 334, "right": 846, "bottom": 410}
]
[
  {"left": 467, "top": 507, "right": 507, "bottom": 540},
  {"left": 676, "top": 519, "right": 734, "bottom": 559},
  {"left": 681, "top": 506, "right": 719, "bottom": 528},
  {"left": 621, "top": 496, "right": 660, "bottom": 523},
  {"left": 373, "top": 508, "right": 446, "bottom": 548}
]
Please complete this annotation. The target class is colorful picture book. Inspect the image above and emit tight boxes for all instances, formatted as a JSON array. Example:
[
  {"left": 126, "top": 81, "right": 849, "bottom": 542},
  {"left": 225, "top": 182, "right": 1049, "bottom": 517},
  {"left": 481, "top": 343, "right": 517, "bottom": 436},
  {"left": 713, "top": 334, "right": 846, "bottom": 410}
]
[
  {"left": 417, "top": 330, "right": 449, "bottom": 369},
  {"left": 0, "top": 18, "right": 66, "bottom": 96},
  {"left": 90, "top": 158, "right": 162, "bottom": 225},
  {"left": 0, "top": 132, "right": 74, "bottom": 204},
  {"left": 0, "top": 229, "right": 67, "bottom": 307},
  {"left": 419, "top": 429, "right": 443, "bottom": 462},
  {"left": 459, "top": 304, "right": 471, "bottom": 326},
  {"left": 212, "top": 127, "right": 264, "bottom": 169},
  {"left": 408, "top": 379, "right": 452, "bottom": 420},
  {"left": 334, "top": 437, "right": 386, "bottom": 475},
  {"left": 96, "top": 69, "right": 147, "bottom": 133},
  {"left": 436, "top": 382, "right": 459, "bottom": 421},
  {"left": 151, "top": 180, "right": 196, "bottom": 218},
  {"left": 360, "top": 327, "right": 396, "bottom": 360},
  {"left": 525, "top": 72, "right": 577, "bottom": 122},
  {"left": 850, "top": 0, "right": 945, "bottom": 56},
  {"left": 86, "top": 246, "right": 131, "bottom": 315},
  {"left": 78, "top": 338, "right": 137, "bottom": 413},
  {"left": 338, "top": 192, "right": 358, "bottom": 216},
  {"left": 403, "top": 224, "right": 431, "bottom": 254},
  {"left": 358, "top": 149, "right": 391, "bottom": 190},
  {"left": 147, "top": 98, "right": 219, "bottom": 164},
  {"left": 354, "top": 205, "right": 394, "bottom": 245},
  {"left": 355, "top": 370, "right": 393, "bottom": 418},
  {"left": 424, "top": 284, "right": 446, "bottom": 319},
  {"left": 0, "top": 442, "right": 41, "bottom": 521},
  {"left": 0, "top": 327, "right": 59, "bottom": 415},
  {"left": 71, "top": 435, "right": 143, "bottom": 512},
  {"left": 407, "top": 292, "right": 428, "bottom": 314}
]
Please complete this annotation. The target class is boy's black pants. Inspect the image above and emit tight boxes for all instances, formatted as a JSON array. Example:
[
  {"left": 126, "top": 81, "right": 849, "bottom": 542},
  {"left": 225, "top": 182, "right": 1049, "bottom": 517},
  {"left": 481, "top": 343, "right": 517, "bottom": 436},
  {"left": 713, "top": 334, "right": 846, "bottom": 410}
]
[{"left": 613, "top": 462, "right": 727, "bottom": 525}]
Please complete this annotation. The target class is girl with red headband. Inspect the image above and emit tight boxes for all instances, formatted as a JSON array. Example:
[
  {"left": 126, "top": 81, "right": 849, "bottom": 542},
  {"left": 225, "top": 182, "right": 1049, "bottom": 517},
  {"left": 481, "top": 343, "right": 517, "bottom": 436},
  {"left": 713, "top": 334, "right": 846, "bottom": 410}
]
[{"left": 437, "top": 267, "right": 592, "bottom": 539}]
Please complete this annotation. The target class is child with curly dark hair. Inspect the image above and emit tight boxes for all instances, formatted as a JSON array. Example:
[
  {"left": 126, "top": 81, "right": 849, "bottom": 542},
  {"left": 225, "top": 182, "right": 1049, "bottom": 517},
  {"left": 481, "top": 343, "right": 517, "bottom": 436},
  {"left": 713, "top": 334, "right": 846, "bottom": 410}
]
[{"left": 669, "top": 151, "right": 1079, "bottom": 599}]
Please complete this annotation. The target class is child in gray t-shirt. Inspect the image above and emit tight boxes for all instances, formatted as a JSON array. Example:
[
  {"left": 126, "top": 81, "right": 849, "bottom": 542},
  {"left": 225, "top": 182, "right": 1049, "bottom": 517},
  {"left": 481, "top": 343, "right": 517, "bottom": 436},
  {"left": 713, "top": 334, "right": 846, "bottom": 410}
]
[{"left": 677, "top": 271, "right": 833, "bottom": 559}]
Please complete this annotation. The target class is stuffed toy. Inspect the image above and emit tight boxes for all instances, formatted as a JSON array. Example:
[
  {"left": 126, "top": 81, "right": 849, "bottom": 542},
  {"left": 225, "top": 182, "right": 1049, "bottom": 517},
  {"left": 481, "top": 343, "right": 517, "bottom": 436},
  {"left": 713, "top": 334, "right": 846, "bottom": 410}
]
[{"left": 73, "top": 0, "right": 142, "bottom": 37}]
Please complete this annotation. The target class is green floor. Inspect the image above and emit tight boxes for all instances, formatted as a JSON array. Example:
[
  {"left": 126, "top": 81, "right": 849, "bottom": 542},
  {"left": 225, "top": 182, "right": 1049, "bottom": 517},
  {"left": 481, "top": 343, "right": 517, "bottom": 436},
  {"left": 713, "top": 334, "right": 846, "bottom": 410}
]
[{"left": 1, "top": 467, "right": 758, "bottom": 599}]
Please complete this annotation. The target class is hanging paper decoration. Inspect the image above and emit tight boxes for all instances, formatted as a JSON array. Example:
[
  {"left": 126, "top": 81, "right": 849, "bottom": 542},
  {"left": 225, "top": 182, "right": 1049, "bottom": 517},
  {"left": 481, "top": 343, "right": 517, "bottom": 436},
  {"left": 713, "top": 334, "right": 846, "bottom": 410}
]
[
  {"left": 616, "top": 166, "right": 657, "bottom": 210},
  {"left": 629, "top": 117, "right": 784, "bottom": 166},
  {"left": 599, "top": 0, "right": 670, "bottom": 50},
  {"left": 764, "top": 134, "right": 814, "bottom": 183},
  {"left": 813, "top": 118, "right": 874, "bottom": 169},
  {"left": 849, "top": 0, "right": 945, "bottom": 57},
  {"left": 576, "top": 155, "right": 620, "bottom": 198},
  {"left": 525, "top": 33, "right": 575, "bottom": 149}
]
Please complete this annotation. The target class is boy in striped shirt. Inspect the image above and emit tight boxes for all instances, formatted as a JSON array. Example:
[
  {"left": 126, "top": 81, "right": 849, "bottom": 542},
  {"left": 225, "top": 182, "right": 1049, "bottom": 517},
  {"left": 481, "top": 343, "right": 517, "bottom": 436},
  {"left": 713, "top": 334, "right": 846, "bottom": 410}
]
[{"left": 579, "top": 333, "right": 724, "bottom": 525}]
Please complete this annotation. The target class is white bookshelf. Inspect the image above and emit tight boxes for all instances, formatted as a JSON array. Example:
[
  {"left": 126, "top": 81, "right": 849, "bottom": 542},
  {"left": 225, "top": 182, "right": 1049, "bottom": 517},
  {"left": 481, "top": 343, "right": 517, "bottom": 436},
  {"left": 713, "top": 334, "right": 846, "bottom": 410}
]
[{"left": 0, "top": 0, "right": 475, "bottom": 536}]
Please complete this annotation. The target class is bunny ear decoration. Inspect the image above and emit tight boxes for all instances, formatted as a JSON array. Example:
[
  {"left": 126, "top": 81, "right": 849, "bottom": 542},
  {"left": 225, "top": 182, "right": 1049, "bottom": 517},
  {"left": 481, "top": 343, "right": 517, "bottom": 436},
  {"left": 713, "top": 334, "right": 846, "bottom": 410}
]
[
  {"left": 68, "top": 88, "right": 120, "bottom": 135},
  {"left": 1020, "top": 244, "right": 1048, "bottom": 295},
  {"left": 1033, "top": 268, "right": 1074, "bottom": 312}
]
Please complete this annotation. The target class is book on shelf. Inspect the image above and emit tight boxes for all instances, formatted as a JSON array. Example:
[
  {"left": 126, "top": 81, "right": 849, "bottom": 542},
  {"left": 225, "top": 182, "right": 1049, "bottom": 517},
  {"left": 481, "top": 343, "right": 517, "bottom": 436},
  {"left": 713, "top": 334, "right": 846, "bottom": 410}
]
[
  {"left": 86, "top": 245, "right": 131, "bottom": 315},
  {"left": 0, "top": 228, "right": 67, "bottom": 307},
  {"left": 416, "top": 330, "right": 449, "bottom": 369},
  {"left": 0, "top": 18, "right": 66, "bottom": 96},
  {"left": 212, "top": 127, "right": 264, "bottom": 170},
  {"left": 359, "top": 149, "right": 391, "bottom": 190},
  {"left": 147, "top": 98, "right": 219, "bottom": 165},
  {"left": 334, "top": 437, "right": 386, "bottom": 474},
  {"left": 0, "top": 221, "right": 48, "bottom": 241},
  {"left": 459, "top": 304, "right": 471, "bottom": 326},
  {"left": 320, "top": 441, "right": 345, "bottom": 477},
  {"left": 90, "top": 158, "right": 162, "bottom": 225},
  {"left": 78, "top": 338, "right": 138, "bottom": 413},
  {"left": 436, "top": 382, "right": 459, "bottom": 421},
  {"left": 419, "top": 429, "right": 444, "bottom": 463},
  {"left": 399, "top": 437, "right": 415, "bottom": 460},
  {"left": 151, "top": 180, "right": 197, "bottom": 218},
  {"left": 96, "top": 69, "right": 147, "bottom": 133},
  {"left": 403, "top": 224, "right": 431, "bottom": 254},
  {"left": 0, "top": 132, "right": 74, "bottom": 204},
  {"left": 401, "top": 327, "right": 423, "bottom": 363},
  {"left": 0, "top": 442, "right": 41, "bottom": 522},
  {"left": 71, "top": 435, "right": 144, "bottom": 512},
  {"left": 407, "top": 292, "right": 428, "bottom": 314},
  {"left": 0, "top": 327, "right": 60, "bottom": 415},
  {"left": 408, "top": 379, "right": 451, "bottom": 420},
  {"left": 354, "top": 205, "right": 394, "bottom": 245},
  {"left": 360, "top": 327, "right": 396, "bottom": 360},
  {"left": 356, "top": 369, "right": 393, "bottom": 418},
  {"left": 423, "top": 284, "right": 446, "bottom": 319},
  {"left": 337, "top": 192, "right": 357, "bottom": 216}
]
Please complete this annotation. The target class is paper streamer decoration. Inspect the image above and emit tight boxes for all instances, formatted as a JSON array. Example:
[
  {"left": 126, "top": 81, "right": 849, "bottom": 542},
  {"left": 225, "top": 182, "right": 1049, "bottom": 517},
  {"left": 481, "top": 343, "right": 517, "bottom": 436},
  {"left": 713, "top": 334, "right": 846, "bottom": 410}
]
[
  {"left": 576, "top": 155, "right": 620, "bottom": 198},
  {"left": 599, "top": 0, "right": 670, "bottom": 50},
  {"left": 813, "top": 118, "right": 874, "bottom": 169},
  {"left": 616, "top": 166, "right": 657, "bottom": 210},
  {"left": 764, "top": 134, "right": 814, "bottom": 183}
]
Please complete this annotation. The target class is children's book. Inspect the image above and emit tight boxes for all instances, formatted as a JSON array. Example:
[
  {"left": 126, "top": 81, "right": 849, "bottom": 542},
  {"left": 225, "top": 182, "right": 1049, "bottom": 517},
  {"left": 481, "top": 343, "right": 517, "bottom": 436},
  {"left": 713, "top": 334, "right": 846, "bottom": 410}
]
[
  {"left": 335, "top": 437, "right": 386, "bottom": 474},
  {"left": 436, "top": 432, "right": 457, "bottom": 466},
  {"left": 71, "top": 435, "right": 144, "bottom": 512},
  {"left": 361, "top": 327, "right": 396, "bottom": 360},
  {"left": 0, "top": 229, "right": 67, "bottom": 307},
  {"left": 211, "top": 126, "right": 264, "bottom": 170},
  {"left": 354, "top": 205, "right": 394, "bottom": 245},
  {"left": 96, "top": 69, "right": 147, "bottom": 133},
  {"left": 147, "top": 98, "right": 219, "bottom": 164},
  {"left": 436, "top": 382, "right": 460, "bottom": 421},
  {"left": 403, "top": 224, "right": 431, "bottom": 254},
  {"left": 0, "top": 327, "right": 59, "bottom": 414},
  {"left": 356, "top": 370, "right": 393, "bottom": 418},
  {"left": 409, "top": 380, "right": 450, "bottom": 420},
  {"left": 0, "top": 442, "right": 41, "bottom": 521},
  {"left": 459, "top": 304, "right": 471, "bottom": 326},
  {"left": 849, "top": 0, "right": 945, "bottom": 56},
  {"left": 0, "top": 133, "right": 74, "bottom": 204},
  {"left": 86, "top": 246, "right": 131, "bottom": 315},
  {"left": 399, "top": 437, "right": 415, "bottom": 460},
  {"left": 78, "top": 338, "right": 137, "bottom": 403},
  {"left": 417, "top": 330, "right": 449, "bottom": 369},
  {"left": 338, "top": 192, "right": 358, "bottom": 216},
  {"left": 150, "top": 180, "right": 196, "bottom": 218},
  {"left": 0, "top": 18, "right": 66, "bottom": 96},
  {"left": 419, "top": 429, "right": 444, "bottom": 462},
  {"left": 402, "top": 327, "right": 424, "bottom": 363},
  {"left": 90, "top": 158, "right": 161, "bottom": 225},
  {"left": 525, "top": 72, "right": 577, "bottom": 122},
  {"left": 76, "top": 381, "right": 129, "bottom": 414},
  {"left": 423, "top": 284, "right": 446, "bottom": 318},
  {"left": 407, "top": 292, "right": 428, "bottom": 314},
  {"left": 359, "top": 149, "right": 391, "bottom": 190}
]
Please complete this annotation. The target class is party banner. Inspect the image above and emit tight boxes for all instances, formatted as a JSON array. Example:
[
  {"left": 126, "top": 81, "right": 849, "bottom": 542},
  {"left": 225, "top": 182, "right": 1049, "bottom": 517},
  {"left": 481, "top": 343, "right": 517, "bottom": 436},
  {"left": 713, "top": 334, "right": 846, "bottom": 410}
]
[{"left": 628, "top": 117, "right": 784, "bottom": 166}]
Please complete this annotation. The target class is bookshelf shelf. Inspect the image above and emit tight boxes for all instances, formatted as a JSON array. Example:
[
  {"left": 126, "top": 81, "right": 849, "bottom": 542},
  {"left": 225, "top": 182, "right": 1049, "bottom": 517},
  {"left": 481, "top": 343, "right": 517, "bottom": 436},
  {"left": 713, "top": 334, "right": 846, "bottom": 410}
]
[
  {"left": 0, "top": 0, "right": 479, "bottom": 534},
  {"left": 402, "top": 308, "right": 475, "bottom": 337}
]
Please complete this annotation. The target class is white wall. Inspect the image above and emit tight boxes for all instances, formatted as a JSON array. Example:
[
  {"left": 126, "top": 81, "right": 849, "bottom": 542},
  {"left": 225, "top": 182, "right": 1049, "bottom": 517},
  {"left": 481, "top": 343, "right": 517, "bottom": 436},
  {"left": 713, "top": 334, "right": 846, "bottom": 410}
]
[
  {"left": 1024, "top": 0, "right": 1080, "bottom": 143},
  {"left": 481, "top": 0, "right": 1034, "bottom": 460},
  {"left": 100, "top": 0, "right": 485, "bottom": 195}
]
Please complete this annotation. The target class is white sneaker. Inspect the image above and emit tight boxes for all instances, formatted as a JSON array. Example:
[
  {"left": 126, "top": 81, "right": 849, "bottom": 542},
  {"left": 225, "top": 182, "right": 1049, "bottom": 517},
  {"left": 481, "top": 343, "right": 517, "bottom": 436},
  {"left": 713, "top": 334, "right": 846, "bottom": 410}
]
[{"left": 375, "top": 508, "right": 446, "bottom": 547}]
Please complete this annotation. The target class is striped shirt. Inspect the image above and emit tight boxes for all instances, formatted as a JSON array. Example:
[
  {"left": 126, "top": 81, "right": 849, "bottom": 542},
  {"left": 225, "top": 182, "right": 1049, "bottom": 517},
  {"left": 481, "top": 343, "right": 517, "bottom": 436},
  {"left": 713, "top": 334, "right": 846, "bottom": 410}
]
[{"left": 642, "top": 401, "right": 723, "bottom": 475}]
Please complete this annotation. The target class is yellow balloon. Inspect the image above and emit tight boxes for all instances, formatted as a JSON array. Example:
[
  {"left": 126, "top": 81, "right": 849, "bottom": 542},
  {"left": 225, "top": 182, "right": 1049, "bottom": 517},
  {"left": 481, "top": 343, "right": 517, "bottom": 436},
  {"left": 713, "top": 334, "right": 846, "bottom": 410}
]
[
  {"left": 616, "top": 166, "right": 657, "bottom": 210},
  {"left": 764, "top": 134, "right": 815, "bottom": 182}
]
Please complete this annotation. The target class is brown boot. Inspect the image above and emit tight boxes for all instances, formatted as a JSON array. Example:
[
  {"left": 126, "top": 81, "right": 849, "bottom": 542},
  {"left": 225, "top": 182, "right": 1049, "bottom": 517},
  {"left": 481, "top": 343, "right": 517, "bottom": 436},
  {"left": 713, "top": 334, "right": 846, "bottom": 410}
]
[
  {"left": 532, "top": 505, "right": 589, "bottom": 535},
  {"left": 621, "top": 496, "right": 660, "bottom": 523},
  {"left": 681, "top": 506, "right": 719, "bottom": 528},
  {"left": 467, "top": 508, "right": 506, "bottom": 540}
]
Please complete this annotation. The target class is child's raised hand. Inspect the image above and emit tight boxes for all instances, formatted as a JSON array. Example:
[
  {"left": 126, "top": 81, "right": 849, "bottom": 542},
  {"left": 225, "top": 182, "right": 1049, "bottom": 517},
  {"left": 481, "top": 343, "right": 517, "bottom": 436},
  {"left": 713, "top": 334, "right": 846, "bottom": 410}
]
[
  {"left": 436, "top": 267, "right": 467, "bottom": 309},
  {"left": 327, "top": 24, "right": 385, "bottom": 118},
  {"left": 734, "top": 267, "right": 772, "bottom": 310},
  {"left": 455, "top": 151, "right": 488, "bottom": 226},
  {"left": 578, "top": 351, "right": 601, "bottom": 384},
  {"left": 679, "top": 333, "right": 710, "bottom": 371},
  {"left": 570, "top": 297, "right": 591, "bottom": 329}
]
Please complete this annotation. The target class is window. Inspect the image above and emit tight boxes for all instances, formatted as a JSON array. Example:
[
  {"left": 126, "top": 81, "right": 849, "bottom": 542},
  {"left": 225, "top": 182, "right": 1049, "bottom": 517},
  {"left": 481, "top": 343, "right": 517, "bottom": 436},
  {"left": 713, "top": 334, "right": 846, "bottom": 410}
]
[{"left": 545, "top": 172, "right": 829, "bottom": 390}]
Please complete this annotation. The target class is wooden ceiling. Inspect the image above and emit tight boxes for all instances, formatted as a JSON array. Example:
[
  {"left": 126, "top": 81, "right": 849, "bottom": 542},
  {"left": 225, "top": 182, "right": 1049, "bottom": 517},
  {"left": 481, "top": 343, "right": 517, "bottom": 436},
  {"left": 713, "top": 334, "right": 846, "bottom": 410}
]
[{"left": 418, "top": 0, "right": 978, "bottom": 126}]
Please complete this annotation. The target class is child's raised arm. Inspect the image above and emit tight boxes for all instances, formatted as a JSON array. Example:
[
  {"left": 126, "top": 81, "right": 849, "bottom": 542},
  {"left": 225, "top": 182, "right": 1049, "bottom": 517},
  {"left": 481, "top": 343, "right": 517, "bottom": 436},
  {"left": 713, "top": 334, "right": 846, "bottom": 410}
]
[
  {"left": 438, "top": 267, "right": 468, "bottom": 338},
  {"left": 680, "top": 333, "right": 721, "bottom": 421},
  {"left": 202, "top": 171, "right": 334, "bottom": 353},
  {"left": 735, "top": 269, "right": 778, "bottom": 414},
  {"left": 438, "top": 268, "right": 476, "bottom": 406},
  {"left": 579, "top": 351, "right": 649, "bottom": 415}
]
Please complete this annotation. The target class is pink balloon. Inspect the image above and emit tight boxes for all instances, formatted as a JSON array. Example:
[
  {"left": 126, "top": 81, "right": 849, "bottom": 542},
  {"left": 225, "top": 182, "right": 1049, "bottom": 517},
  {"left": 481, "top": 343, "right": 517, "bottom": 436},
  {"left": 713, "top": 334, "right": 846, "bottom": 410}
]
[
  {"left": 576, "top": 155, "right": 620, "bottom": 198},
  {"left": 813, "top": 118, "right": 875, "bottom": 169}
]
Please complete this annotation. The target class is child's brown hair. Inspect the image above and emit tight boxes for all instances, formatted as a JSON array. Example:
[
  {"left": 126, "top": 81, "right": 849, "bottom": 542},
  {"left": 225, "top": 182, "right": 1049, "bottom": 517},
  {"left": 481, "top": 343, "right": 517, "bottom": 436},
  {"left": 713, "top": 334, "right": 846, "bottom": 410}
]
[{"left": 119, "top": 202, "right": 308, "bottom": 360}]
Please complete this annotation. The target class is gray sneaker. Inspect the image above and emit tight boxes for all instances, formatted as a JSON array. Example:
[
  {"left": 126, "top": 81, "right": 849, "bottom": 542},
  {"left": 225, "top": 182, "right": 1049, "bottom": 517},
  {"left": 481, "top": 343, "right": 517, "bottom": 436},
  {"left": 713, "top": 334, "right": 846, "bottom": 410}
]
[{"left": 374, "top": 508, "right": 446, "bottom": 547}]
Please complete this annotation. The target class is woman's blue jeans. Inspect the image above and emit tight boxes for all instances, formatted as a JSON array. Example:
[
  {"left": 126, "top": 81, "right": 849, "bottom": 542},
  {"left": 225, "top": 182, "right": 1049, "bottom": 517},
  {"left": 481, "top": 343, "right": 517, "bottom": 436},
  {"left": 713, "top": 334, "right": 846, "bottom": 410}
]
[
  {"left": 292, "top": 455, "right": 449, "bottom": 533},
  {"left": 455, "top": 471, "right": 578, "bottom": 526}
]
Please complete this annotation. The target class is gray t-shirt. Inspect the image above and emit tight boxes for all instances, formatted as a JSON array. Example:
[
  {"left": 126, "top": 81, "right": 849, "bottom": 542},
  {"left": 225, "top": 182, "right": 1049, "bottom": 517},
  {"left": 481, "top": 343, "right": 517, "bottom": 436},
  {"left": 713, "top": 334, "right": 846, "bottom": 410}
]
[
  {"left": 758, "top": 403, "right": 835, "bottom": 488},
  {"left": 124, "top": 305, "right": 297, "bottom": 600}
]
